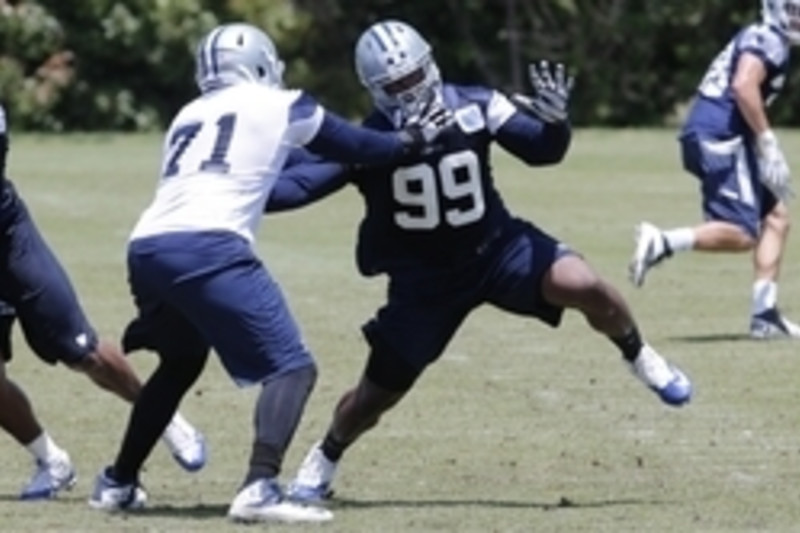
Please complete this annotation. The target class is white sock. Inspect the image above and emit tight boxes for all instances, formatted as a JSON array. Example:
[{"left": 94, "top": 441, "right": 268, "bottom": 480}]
[
  {"left": 25, "top": 432, "right": 66, "bottom": 463},
  {"left": 752, "top": 279, "right": 777, "bottom": 315},
  {"left": 662, "top": 228, "right": 695, "bottom": 253}
]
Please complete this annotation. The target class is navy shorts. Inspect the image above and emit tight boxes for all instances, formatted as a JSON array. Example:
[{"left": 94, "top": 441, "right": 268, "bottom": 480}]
[
  {"left": 680, "top": 132, "right": 777, "bottom": 238},
  {"left": 0, "top": 184, "right": 97, "bottom": 365},
  {"left": 362, "top": 218, "right": 569, "bottom": 372},
  {"left": 126, "top": 231, "right": 314, "bottom": 387}
]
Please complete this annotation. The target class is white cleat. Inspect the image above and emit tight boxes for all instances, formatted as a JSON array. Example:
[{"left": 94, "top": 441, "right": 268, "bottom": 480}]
[
  {"left": 750, "top": 308, "right": 800, "bottom": 339},
  {"left": 20, "top": 453, "right": 77, "bottom": 500},
  {"left": 286, "top": 443, "right": 337, "bottom": 503},
  {"left": 88, "top": 468, "right": 147, "bottom": 511},
  {"left": 629, "top": 221, "right": 670, "bottom": 287},
  {"left": 630, "top": 345, "right": 692, "bottom": 407},
  {"left": 228, "top": 478, "right": 333, "bottom": 524},
  {"left": 162, "top": 413, "right": 207, "bottom": 472}
]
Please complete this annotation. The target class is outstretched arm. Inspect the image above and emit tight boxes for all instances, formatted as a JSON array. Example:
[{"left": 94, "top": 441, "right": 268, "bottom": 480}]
[
  {"left": 266, "top": 150, "right": 351, "bottom": 213},
  {"left": 494, "top": 61, "right": 573, "bottom": 166},
  {"left": 287, "top": 92, "right": 453, "bottom": 165},
  {"left": 495, "top": 113, "right": 571, "bottom": 166}
]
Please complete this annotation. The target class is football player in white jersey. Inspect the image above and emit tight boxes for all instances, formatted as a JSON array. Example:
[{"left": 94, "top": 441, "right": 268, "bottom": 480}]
[
  {"left": 88, "top": 23, "right": 451, "bottom": 523},
  {"left": 630, "top": 0, "right": 800, "bottom": 339}
]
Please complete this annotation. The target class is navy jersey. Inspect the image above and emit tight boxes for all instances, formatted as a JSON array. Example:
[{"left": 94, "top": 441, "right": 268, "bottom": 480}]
[
  {"left": 270, "top": 83, "right": 570, "bottom": 276},
  {"left": 683, "top": 23, "right": 790, "bottom": 139}
]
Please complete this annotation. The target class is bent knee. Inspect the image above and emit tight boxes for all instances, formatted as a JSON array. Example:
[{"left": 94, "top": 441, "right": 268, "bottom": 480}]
[
  {"left": 544, "top": 257, "right": 611, "bottom": 307},
  {"left": 764, "top": 204, "right": 791, "bottom": 235},
  {"left": 733, "top": 231, "right": 757, "bottom": 251}
]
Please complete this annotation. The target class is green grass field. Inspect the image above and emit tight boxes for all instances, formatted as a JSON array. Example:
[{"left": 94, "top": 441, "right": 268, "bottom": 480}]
[{"left": 2, "top": 130, "right": 800, "bottom": 532}]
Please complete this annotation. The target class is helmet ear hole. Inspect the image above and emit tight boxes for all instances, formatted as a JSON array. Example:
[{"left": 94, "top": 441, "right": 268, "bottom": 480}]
[{"left": 257, "top": 66, "right": 266, "bottom": 78}]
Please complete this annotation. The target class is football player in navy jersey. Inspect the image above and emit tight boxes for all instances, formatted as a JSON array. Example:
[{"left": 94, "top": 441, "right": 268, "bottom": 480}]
[
  {"left": 261, "top": 20, "right": 693, "bottom": 502},
  {"left": 88, "top": 23, "right": 451, "bottom": 522},
  {"left": 630, "top": 0, "right": 800, "bottom": 339},
  {"left": 0, "top": 105, "right": 206, "bottom": 501}
]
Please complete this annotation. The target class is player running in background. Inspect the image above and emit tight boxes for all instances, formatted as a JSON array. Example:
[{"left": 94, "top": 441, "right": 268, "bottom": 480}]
[
  {"left": 629, "top": 0, "right": 800, "bottom": 339},
  {"left": 0, "top": 105, "right": 205, "bottom": 500},
  {"left": 260, "top": 19, "right": 692, "bottom": 503},
  {"left": 87, "top": 23, "right": 452, "bottom": 523}
]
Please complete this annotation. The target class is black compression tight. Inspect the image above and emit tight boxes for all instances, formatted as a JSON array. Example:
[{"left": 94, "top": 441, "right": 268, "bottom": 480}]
[
  {"left": 111, "top": 350, "right": 208, "bottom": 484},
  {"left": 243, "top": 363, "right": 318, "bottom": 485}
]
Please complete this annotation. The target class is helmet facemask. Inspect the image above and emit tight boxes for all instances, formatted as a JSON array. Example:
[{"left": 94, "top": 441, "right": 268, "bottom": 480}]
[
  {"left": 356, "top": 21, "right": 443, "bottom": 126},
  {"left": 372, "top": 56, "right": 442, "bottom": 125}
]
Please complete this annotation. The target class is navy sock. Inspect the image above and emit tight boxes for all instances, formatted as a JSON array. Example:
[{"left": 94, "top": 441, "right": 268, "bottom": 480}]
[
  {"left": 610, "top": 327, "right": 643, "bottom": 363},
  {"left": 320, "top": 432, "right": 346, "bottom": 462}
]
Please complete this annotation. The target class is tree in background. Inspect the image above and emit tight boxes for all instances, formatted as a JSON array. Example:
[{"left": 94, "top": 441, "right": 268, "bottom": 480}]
[{"left": 0, "top": 0, "right": 795, "bottom": 130}]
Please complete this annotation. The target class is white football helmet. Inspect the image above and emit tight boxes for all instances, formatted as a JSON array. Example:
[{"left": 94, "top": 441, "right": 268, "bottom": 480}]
[
  {"left": 354, "top": 20, "right": 442, "bottom": 122},
  {"left": 194, "top": 23, "right": 285, "bottom": 93},
  {"left": 763, "top": 0, "right": 800, "bottom": 44}
]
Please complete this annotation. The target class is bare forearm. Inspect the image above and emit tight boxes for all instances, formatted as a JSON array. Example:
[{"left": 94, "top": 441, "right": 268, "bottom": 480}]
[{"left": 734, "top": 83, "right": 770, "bottom": 135}]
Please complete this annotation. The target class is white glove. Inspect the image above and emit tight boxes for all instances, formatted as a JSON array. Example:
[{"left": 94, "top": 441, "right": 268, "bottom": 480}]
[
  {"left": 511, "top": 60, "right": 574, "bottom": 123},
  {"left": 404, "top": 100, "right": 455, "bottom": 143},
  {"left": 757, "top": 130, "right": 793, "bottom": 202},
  {"left": 397, "top": 99, "right": 455, "bottom": 154}
]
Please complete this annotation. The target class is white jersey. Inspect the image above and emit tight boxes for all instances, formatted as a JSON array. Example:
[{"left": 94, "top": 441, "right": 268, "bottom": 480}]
[{"left": 131, "top": 83, "right": 323, "bottom": 243}]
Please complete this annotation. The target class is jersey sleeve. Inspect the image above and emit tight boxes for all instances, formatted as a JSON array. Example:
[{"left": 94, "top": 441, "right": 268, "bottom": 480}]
[
  {"left": 484, "top": 91, "right": 518, "bottom": 133},
  {"left": 495, "top": 113, "right": 571, "bottom": 166},
  {"left": 266, "top": 148, "right": 350, "bottom": 213},
  {"left": 457, "top": 86, "right": 516, "bottom": 134},
  {"left": 738, "top": 24, "right": 788, "bottom": 69},
  {"left": 304, "top": 108, "right": 411, "bottom": 164},
  {"left": 287, "top": 91, "right": 326, "bottom": 146}
]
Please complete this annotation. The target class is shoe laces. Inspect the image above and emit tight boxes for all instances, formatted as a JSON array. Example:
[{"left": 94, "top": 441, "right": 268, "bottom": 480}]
[
  {"left": 101, "top": 470, "right": 145, "bottom": 505},
  {"left": 29, "top": 457, "right": 70, "bottom": 486},
  {"left": 28, "top": 460, "right": 54, "bottom": 488}
]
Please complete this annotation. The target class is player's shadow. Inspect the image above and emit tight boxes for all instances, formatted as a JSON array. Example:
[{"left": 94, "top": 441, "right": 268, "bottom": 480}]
[
  {"left": 331, "top": 495, "right": 669, "bottom": 511},
  {"left": 667, "top": 333, "right": 754, "bottom": 343},
  {"left": 135, "top": 503, "right": 229, "bottom": 519},
  {"left": 130, "top": 495, "right": 668, "bottom": 519}
]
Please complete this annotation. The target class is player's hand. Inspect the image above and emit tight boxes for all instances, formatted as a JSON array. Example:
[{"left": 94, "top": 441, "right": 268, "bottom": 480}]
[
  {"left": 512, "top": 60, "right": 574, "bottom": 123},
  {"left": 397, "top": 99, "right": 455, "bottom": 154},
  {"left": 757, "top": 130, "right": 793, "bottom": 202}
]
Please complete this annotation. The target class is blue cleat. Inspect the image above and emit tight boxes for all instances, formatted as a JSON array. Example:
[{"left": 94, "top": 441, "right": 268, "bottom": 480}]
[
  {"left": 630, "top": 345, "right": 692, "bottom": 407},
  {"left": 750, "top": 308, "right": 800, "bottom": 340},
  {"left": 20, "top": 455, "right": 76, "bottom": 500},
  {"left": 88, "top": 468, "right": 147, "bottom": 511}
]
